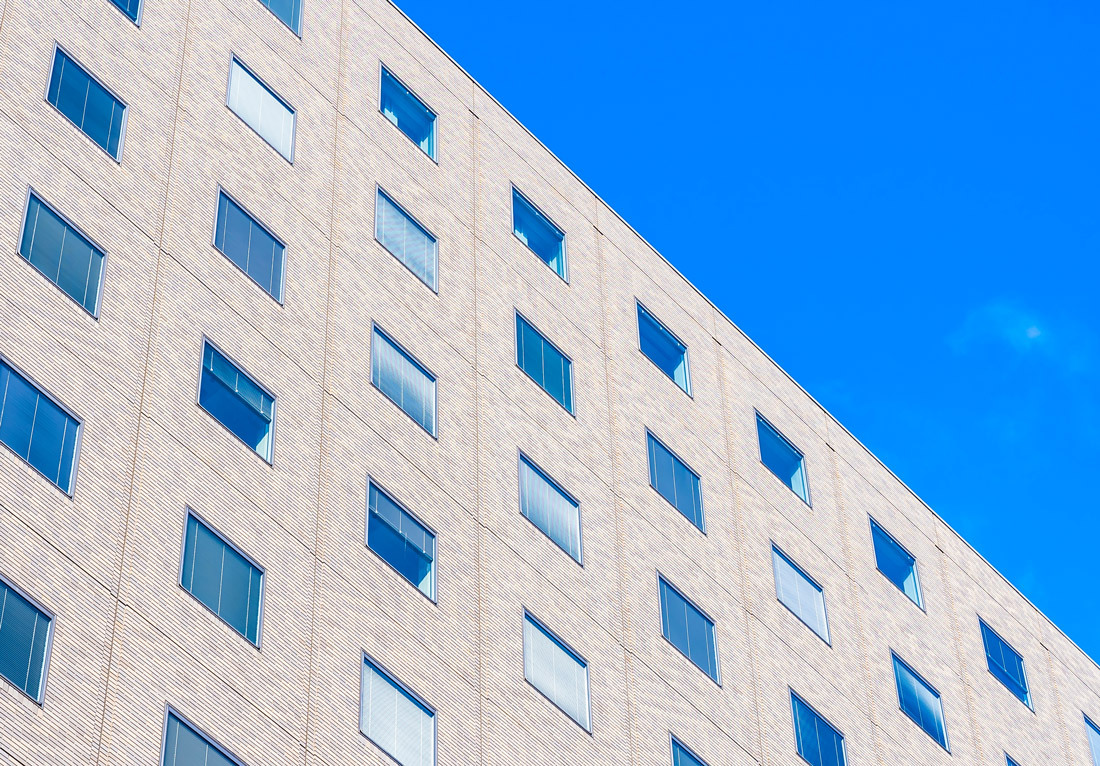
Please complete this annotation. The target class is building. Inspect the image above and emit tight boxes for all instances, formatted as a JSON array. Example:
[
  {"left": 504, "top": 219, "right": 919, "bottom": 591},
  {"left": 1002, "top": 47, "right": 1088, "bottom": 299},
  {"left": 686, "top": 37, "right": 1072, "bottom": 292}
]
[{"left": 0, "top": 0, "right": 1097, "bottom": 764}]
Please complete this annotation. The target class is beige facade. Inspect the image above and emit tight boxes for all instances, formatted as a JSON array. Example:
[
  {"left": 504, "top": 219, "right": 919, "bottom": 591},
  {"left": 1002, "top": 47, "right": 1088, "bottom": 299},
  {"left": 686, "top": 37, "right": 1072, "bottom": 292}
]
[{"left": 0, "top": 0, "right": 1097, "bottom": 764}]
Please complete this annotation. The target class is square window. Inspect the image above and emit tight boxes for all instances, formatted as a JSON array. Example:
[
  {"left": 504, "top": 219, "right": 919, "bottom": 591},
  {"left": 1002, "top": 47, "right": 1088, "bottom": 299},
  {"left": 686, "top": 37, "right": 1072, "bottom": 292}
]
[
  {"left": 518, "top": 454, "right": 582, "bottom": 563},
  {"left": 367, "top": 480, "right": 436, "bottom": 599},
  {"left": 0, "top": 576, "right": 53, "bottom": 703},
  {"left": 980, "top": 620, "right": 1031, "bottom": 708},
  {"left": 375, "top": 189, "right": 438, "bottom": 291},
  {"left": 360, "top": 656, "right": 436, "bottom": 766},
  {"left": 658, "top": 575, "right": 719, "bottom": 683},
  {"left": 163, "top": 708, "right": 247, "bottom": 766},
  {"left": 772, "top": 546, "right": 829, "bottom": 643},
  {"left": 0, "top": 358, "right": 81, "bottom": 493},
  {"left": 371, "top": 326, "right": 437, "bottom": 436},
  {"left": 791, "top": 691, "right": 847, "bottom": 766},
  {"left": 515, "top": 313, "right": 573, "bottom": 413},
  {"left": 646, "top": 431, "right": 704, "bottom": 532},
  {"left": 637, "top": 303, "right": 690, "bottom": 394},
  {"left": 756, "top": 413, "right": 809, "bottom": 503},
  {"left": 869, "top": 518, "right": 923, "bottom": 608},
  {"left": 227, "top": 58, "right": 295, "bottom": 162},
  {"left": 214, "top": 190, "right": 286, "bottom": 302},
  {"left": 512, "top": 188, "right": 565, "bottom": 279},
  {"left": 523, "top": 612, "right": 590, "bottom": 730},
  {"left": 46, "top": 47, "right": 127, "bottom": 160},
  {"left": 893, "top": 653, "right": 949, "bottom": 750},
  {"left": 197, "top": 341, "right": 276, "bottom": 462},
  {"left": 380, "top": 67, "right": 436, "bottom": 159}
]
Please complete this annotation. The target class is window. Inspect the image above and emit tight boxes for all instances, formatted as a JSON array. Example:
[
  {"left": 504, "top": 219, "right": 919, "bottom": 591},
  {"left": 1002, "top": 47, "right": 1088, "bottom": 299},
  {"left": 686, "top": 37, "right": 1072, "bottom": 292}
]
[
  {"left": 371, "top": 327, "right": 436, "bottom": 436},
  {"left": 375, "top": 189, "right": 437, "bottom": 291},
  {"left": 257, "top": 0, "right": 300, "bottom": 34},
  {"left": 213, "top": 191, "right": 285, "bottom": 302},
  {"left": 0, "top": 359, "right": 81, "bottom": 493},
  {"left": 772, "top": 546, "right": 829, "bottom": 643},
  {"left": 197, "top": 341, "right": 275, "bottom": 462},
  {"left": 367, "top": 481, "right": 436, "bottom": 599},
  {"left": 19, "top": 192, "right": 105, "bottom": 315},
  {"left": 523, "top": 612, "right": 590, "bottom": 730},
  {"left": 227, "top": 58, "right": 295, "bottom": 162},
  {"left": 658, "top": 575, "right": 719, "bottom": 683},
  {"left": 512, "top": 188, "right": 565, "bottom": 279},
  {"left": 637, "top": 303, "right": 690, "bottom": 394},
  {"left": 892, "top": 653, "right": 949, "bottom": 750},
  {"left": 646, "top": 431, "right": 704, "bottom": 532},
  {"left": 671, "top": 736, "right": 709, "bottom": 766},
  {"left": 791, "top": 691, "right": 847, "bottom": 766},
  {"left": 162, "top": 709, "right": 246, "bottom": 766},
  {"left": 0, "top": 576, "right": 52, "bottom": 703},
  {"left": 1006, "top": 755, "right": 1022, "bottom": 766},
  {"left": 518, "top": 454, "right": 581, "bottom": 563},
  {"left": 109, "top": 0, "right": 141, "bottom": 23},
  {"left": 869, "top": 518, "right": 923, "bottom": 608},
  {"left": 1087, "top": 715, "right": 1100, "bottom": 765},
  {"left": 180, "top": 512, "right": 264, "bottom": 645},
  {"left": 980, "top": 620, "right": 1031, "bottom": 708},
  {"left": 46, "top": 48, "right": 127, "bottom": 160},
  {"left": 380, "top": 66, "right": 436, "bottom": 159},
  {"left": 360, "top": 656, "right": 435, "bottom": 766},
  {"left": 756, "top": 414, "right": 809, "bottom": 503},
  {"left": 515, "top": 313, "right": 573, "bottom": 413}
]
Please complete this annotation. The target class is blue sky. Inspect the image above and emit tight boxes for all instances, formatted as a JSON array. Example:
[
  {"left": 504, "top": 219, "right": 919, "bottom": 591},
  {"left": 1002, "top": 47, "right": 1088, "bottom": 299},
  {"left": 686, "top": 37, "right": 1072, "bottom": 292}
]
[{"left": 393, "top": 1, "right": 1100, "bottom": 659}]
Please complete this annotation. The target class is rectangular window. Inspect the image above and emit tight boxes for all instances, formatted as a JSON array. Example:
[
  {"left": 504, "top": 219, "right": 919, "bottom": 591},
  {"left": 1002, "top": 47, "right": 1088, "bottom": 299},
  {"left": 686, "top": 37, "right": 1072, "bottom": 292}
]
[
  {"left": 367, "top": 481, "right": 436, "bottom": 599},
  {"left": 893, "top": 653, "right": 949, "bottom": 750},
  {"left": 646, "top": 431, "right": 704, "bottom": 532},
  {"left": 671, "top": 736, "right": 709, "bottom": 766},
  {"left": 1087, "top": 716, "right": 1100, "bottom": 766},
  {"left": 380, "top": 67, "right": 436, "bottom": 159},
  {"left": 512, "top": 188, "right": 566, "bottom": 279},
  {"left": 213, "top": 191, "right": 285, "bottom": 302},
  {"left": 180, "top": 512, "right": 264, "bottom": 645},
  {"left": 360, "top": 656, "right": 435, "bottom": 766},
  {"left": 46, "top": 47, "right": 127, "bottom": 160},
  {"left": 772, "top": 546, "right": 829, "bottom": 643},
  {"left": 791, "top": 691, "right": 847, "bottom": 766},
  {"left": 980, "top": 620, "right": 1031, "bottom": 708},
  {"left": 109, "top": 0, "right": 141, "bottom": 22},
  {"left": 756, "top": 413, "right": 809, "bottom": 504},
  {"left": 515, "top": 313, "right": 573, "bottom": 413},
  {"left": 163, "top": 710, "right": 246, "bottom": 766},
  {"left": 227, "top": 58, "right": 295, "bottom": 162},
  {"left": 869, "top": 518, "right": 923, "bottom": 608},
  {"left": 375, "top": 189, "right": 438, "bottom": 291},
  {"left": 197, "top": 341, "right": 275, "bottom": 462},
  {"left": 658, "top": 575, "right": 719, "bottom": 683},
  {"left": 20, "top": 192, "right": 105, "bottom": 315},
  {"left": 0, "top": 359, "right": 80, "bottom": 493},
  {"left": 523, "top": 612, "right": 590, "bottom": 730},
  {"left": 257, "top": 0, "right": 300, "bottom": 34},
  {"left": 637, "top": 303, "right": 690, "bottom": 394},
  {"left": 518, "top": 454, "right": 581, "bottom": 563},
  {"left": 0, "top": 577, "right": 52, "bottom": 703},
  {"left": 371, "top": 327, "right": 437, "bottom": 436}
]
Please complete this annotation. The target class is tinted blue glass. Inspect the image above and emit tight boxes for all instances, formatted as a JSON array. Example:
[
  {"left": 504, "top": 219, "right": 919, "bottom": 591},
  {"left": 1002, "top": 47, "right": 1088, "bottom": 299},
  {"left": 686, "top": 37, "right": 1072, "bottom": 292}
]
[
  {"left": 659, "top": 577, "right": 718, "bottom": 682},
  {"left": 757, "top": 414, "right": 809, "bottom": 502},
  {"left": 380, "top": 67, "right": 436, "bottom": 158},
  {"left": 198, "top": 343, "right": 275, "bottom": 461},
  {"left": 869, "top": 519, "right": 922, "bottom": 606},
  {"left": 371, "top": 328, "right": 436, "bottom": 435},
  {"left": 1087, "top": 716, "right": 1100, "bottom": 765},
  {"left": 260, "top": 0, "right": 300, "bottom": 33},
  {"left": 109, "top": 0, "right": 141, "bottom": 21},
  {"left": 0, "top": 360, "right": 80, "bottom": 492},
  {"left": 671, "top": 737, "right": 708, "bottom": 766},
  {"left": 980, "top": 621, "right": 1031, "bottom": 707},
  {"left": 367, "top": 482, "right": 435, "bottom": 598},
  {"left": 512, "top": 188, "right": 565, "bottom": 277},
  {"left": 162, "top": 713, "right": 240, "bottom": 766},
  {"left": 181, "top": 515, "right": 263, "bottom": 644},
  {"left": 1006, "top": 756, "right": 1022, "bottom": 766},
  {"left": 21, "top": 194, "right": 104, "bottom": 314},
  {"left": 518, "top": 455, "right": 582, "bottom": 562},
  {"left": 214, "top": 192, "right": 285, "bottom": 301},
  {"left": 893, "top": 654, "right": 949, "bottom": 750},
  {"left": 47, "top": 49, "right": 126, "bottom": 159},
  {"left": 638, "top": 304, "right": 690, "bottom": 393},
  {"left": 0, "top": 581, "right": 52, "bottom": 702},
  {"left": 515, "top": 314, "right": 573, "bottom": 413},
  {"left": 646, "top": 433, "right": 703, "bottom": 531},
  {"left": 773, "top": 547, "right": 829, "bottom": 642},
  {"left": 791, "top": 692, "right": 847, "bottom": 766}
]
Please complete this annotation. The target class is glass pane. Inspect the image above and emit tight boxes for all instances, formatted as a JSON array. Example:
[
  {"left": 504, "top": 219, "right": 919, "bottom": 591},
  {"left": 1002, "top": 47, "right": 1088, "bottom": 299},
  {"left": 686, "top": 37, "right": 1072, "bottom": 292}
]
[
  {"left": 163, "top": 714, "right": 237, "bottom": 766},
  {"left": 22, "top": 198, "right": 64, "bottom": 282},
  {"left": 21, "top": 195, "right": 105, "bottom": 314},
  {"left": 109, "top": 0, "right": 141, "bottom": 22},
  {"left": 0, "top": 368, "right": 40, "bottom": 460},
  {"left": 894, "top": 656, "right": 947, "bottom": 749},
  {"left": 980, "top": 621, "right": 1030, "bottom": 706},
  {"left": 380, "top": 68, "right": 436, "bottom": 159},
  {"left": 523, "top": 615, "right": 589, "bottom": 730},
  {"left": 182, "top": 515, "right": 262, "bottom": 645},
  {"left": 361, "top": 659, "right": 434, "bottom": 766},
  {"left": 376, "top": 190, "right": 437, "bottom": 290},
  {"left": 757, "top": 415, "right": 808, "bottom": 502},
  {"left": 518, "top": 456, "right": 581, "bottom": 562},
  {"left": 1087, "top": 716, "right": 1100, "bottom": 765},
  {"left": 367, "top": 484, "right": 435, "bottom": 599},
  {"left": 638, "top": 305, "right": 690, "bottom": 393},
  {"left": 870, "top": 520, "right": 922, "bottom": 606},
  {"left": 48, "top": 50, "right": 125, "bottom": 159},
  {"left": 26, "top": 396, "right": 68, "bottom": 486},
  {"left": 792, "top": 693, "right": 846, "bottom": 766},
  {"left": 671, "top": 739, "right": 707, "bottom": 766},
  {"left": 371, "top": 329, "right": 436, "bottom": 436},
  {"left": 512, "top": 189, "right": 565, "bottom": 277},
  {"left": 0, "top": 583, "right": 51, "bottom": 700},
  {"left": 263, "top": 0, "right": 300, "bottom": 32},
  {"left": 659, "top": 578, "right": 717, "bottom": 681},
  {"left": 228, "top": 60, "right": 294, "bottom": 161},
  {"left": 773, "top": 548, "right": 829, "bottom": 642},
  {"left": 198, "top": 344, "right": 274, "bottom": 460}
]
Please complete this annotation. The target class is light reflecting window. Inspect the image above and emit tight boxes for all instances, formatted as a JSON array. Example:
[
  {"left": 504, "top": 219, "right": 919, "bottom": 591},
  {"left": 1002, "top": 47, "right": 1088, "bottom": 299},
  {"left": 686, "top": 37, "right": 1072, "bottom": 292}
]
[
  {"left": 637, "top": 303, "right": 690, "bottom": 393},
  {"left": 671, "top": 736, "right": 709, "bottom": 766},
  {"left": 0, "top": 359, "right": 80, "bottom": 493},
  {"left": 380, "top": 67, "right": 435, "bottom": 159},
  {"left": 257, "top": 0, "right": 300, "bottom": 33},
  {"left": 659, "top": 575, "right": 718, "bottom": 682},
  {"left": 367, "top": 481, "right": 436, "bottom": 599},
  {"left": 512, "top": 188, "right": 565, "bottom": 278},
  {"left": 371, "top": 327, "right": 436, "bottom": 436},
  {"left": 375, "top": 189, "right": 437, "bottom": 290},
  {"left": 647, "top": 431, "right": 704, "bottom": 532},
  {"left": 980, "top": 620, "right": 1031, "bottom": 708},
  {"left": 20, "top": 192, "right": 104, "bottom": 315},
  {"left": 162, "top": 710, "right": 245, "bottom": 766},
  {"left": 791, "top": 691, "right": 847, "bottom": 766},
  {"left": 518, "top": 454, "right": 581, "bottom": 562},
  {"left": 515, "top": 314, "right": 573, "bottom": 413},
  {"left": 757, "top": 414, "right": 809, "bottom": 503},
  {"left": 869, "top": 518, "right": 923, "bottom": 608},
  {"left": 227, "top": 58, "right": 295, "bottom": 161},
  {"left": 1087, "top": 716, "right": 1100, "bottom": 766},
  {"left": 772, "top": 546, "right": 829, "bottom": 643},
  {"left": 47, "top": 48, "right": 127, "bottom": 159},
  {"left": 0, "top": 577, "right": 52, "bottom": 703},
  {"left": 893, "top": 653, "right": 949, "bottom": 750},
  {"left": 197, "top": 342, "right": 275, "bottom": 461},
  {"left": 360, "top": 657, "right": 435, "bottom": 766},
  {"left": 109, "top": 0, "right": 141, "bottom": 22},
  {"left": 523, "top": 612, "right": 590, "bottom": 730},
  {"left": 214, "top": 191, "right": 285, "bottom": 301}
]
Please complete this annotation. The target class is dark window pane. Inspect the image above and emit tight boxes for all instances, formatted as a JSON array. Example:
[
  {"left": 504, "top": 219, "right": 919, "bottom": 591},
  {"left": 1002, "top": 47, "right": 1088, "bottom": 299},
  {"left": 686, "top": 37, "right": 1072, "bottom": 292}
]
[
  {"left": 638, "top": 304, "right": 690, "bottom": 392},
  {"left": 512, "top": 188, "right": 565, "bottom": 277},
  {"left": 47, "top": 50, "right": 126, "bottom": 159},
  {"left": 659, "top": 577, "right": 718, "bottom": 682},
  {"left": 0, "top": 582, "right": 51, "bottom": 701},
  {"left": 262, "top": 0, "right": 300, "bottom": 33},
  {"left": 380, "top": 67, "right": 436, "bottom": 158},
  {"left": 198, "top": 343, "right": 274, "bottom": 460},
  {"left": 20, "top": 194, "right": 105, "bottom": 314},
  {"left": 181, "top": 515, "right": 263, "bottom": 645},
  {"left": 109, "top": 0, "right": 141, "bottom": 22}
]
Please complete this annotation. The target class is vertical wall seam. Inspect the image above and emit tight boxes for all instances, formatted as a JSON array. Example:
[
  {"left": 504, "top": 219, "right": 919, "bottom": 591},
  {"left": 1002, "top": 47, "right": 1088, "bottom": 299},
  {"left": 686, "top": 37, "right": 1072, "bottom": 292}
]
[{"left": 1044, "top": 645, "right": 1076, "bottom": 765}]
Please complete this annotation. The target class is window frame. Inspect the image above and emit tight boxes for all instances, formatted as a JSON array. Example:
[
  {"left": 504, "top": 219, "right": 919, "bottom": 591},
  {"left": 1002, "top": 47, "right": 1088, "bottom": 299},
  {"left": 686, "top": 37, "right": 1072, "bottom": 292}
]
[
  {"left": 670, "top": 733, "right": 710, "bottom": 766},
  {"left": 891, "top": 651, "right": 950, "bottom": 752},
  {"left": 521, "top": 609, "right": 592, "bottom": 733},
  {"left": 755, "top": 410, "right": 811, "bottom": 506},
  {"left": 369, "top": 323, "right": 439, "bottom": 438},
  {"left": 254, "top": 0, "right": 301, "bottom": 37},
  {"left": 108, "top": 0, "right": 143, "bottom": 26},
  {"left": 516, "top": 449, "right": 584, "bottom": 566},
  {"left": 514, "top": 309, "right": 576, "bottom": 416},
  {"left": 867, "top": 516, "right": 925, "bottom": 611},
  {"left": 1086, "top": 714, "right": 1100, "bottom": 765},
  {"left": 645, "top": 428, "right": 705, "bottom": 534},
  {"left": 364, "top": 476, "right": 439, "bottom": 603},
  {"left": 978, "top": 617, "right": 1033, "bottom": 710},
  {"left": 44, "top": 43, "right": 129, "bottom": 163},
  {"left": 510, "top": 185, "right": 568, "bottom": 282},
  {"left": 374, "top": 184, "right": 439, "bottom": 293},
  {"left": 378, "top": 63, "right": 439, "bottom": 162},
  {"left": 358, "top": 651, "right": 438, "bottom": 766},
  {"left": 210, "top": 185, "right": 288, "bottom": 305},
  {"left": 0, "top": 352, "right": 84, "bottom": 497},
  {"left": 656, "top": 572, "right": 721, "bottom": 686},
  {"left": 225, "top": 55, "right": 296, "bottom": 164},
  {"left": 18, "top": 186, "right": 108, "bottom": 319},
  {"left": 1005, "top": 754, "right": 1022, "bottom": 766},
  {"left": 160, "top": 704, "right": 250, "bottom": 766},
  {"left": 194, "top": 336, "right": 278, "bottom": 465},
  {"left": 636, "top": 300, "right": 692, "bottom": 396},
  {"left": 0, "top": 570, "right": 55, "bottom": 706},
  {"left": 771, "top": 543, "right": 831, "bottom": 645},
  {"left": 177, "top": 507, "right": 266, "bottom": 648},
  {"left": 789, "top": 688, "right": 848, "bottom": 766}
]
